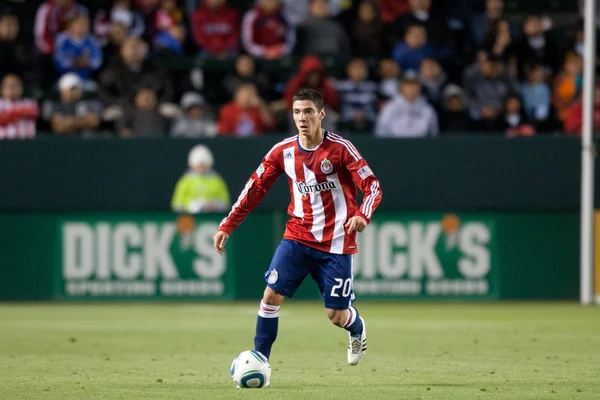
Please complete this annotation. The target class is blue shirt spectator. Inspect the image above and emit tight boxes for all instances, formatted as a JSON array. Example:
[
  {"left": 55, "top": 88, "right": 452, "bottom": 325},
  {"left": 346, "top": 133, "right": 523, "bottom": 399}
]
[
  {"left": 54, "top": 14, "right": 102, "bottom": 82},
  {"left": 392, "top": 24, "right": 432, "bottom": 73},
  {"left": 521, "top": 64, "right": 551, "bottom": 121}
]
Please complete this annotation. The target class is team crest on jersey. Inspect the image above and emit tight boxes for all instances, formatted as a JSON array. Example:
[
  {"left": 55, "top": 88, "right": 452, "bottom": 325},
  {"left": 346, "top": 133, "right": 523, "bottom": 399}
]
[
  {"left": 320, "top": 158, "right": 333, "bottom": 174},
  {"left": 267, "top": 270, "right": 278, "bottom": 284}
]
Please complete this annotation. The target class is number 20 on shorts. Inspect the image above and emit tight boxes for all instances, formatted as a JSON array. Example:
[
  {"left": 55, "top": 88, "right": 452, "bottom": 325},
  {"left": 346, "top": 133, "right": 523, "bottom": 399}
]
[{"left": 330, "top": 278, "right": 352, "bottom": 297}]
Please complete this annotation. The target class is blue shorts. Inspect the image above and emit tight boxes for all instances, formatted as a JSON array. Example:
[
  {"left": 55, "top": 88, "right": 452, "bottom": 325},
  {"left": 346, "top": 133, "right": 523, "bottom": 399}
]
[{"left": 264, "top": 239, "right": 355, "bottom": 310}]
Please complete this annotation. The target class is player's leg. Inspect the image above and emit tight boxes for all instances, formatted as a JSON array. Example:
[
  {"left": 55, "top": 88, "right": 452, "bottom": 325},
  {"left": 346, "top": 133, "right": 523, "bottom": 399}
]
[
  {"left": 313, "top": 253, "right": 366, "bottom": 365},
  {"left": 254, "top": 239, "right": 311, "bottom": 360},
  {"left": 254, "top": 286, "right": 283, "bottom": 361}
]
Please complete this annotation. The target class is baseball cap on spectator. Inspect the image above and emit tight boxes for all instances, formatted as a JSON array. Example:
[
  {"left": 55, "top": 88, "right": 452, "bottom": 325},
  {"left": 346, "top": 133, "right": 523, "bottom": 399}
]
[
  {"left": 111, "top": 9, "right": 134, "bottom": 27},
  {"left": 401, "top": 70, "right": 420, "bottom": 83},
  {"left": 443, "top": 83, "right": 465, "bottom": 100},
  {"left": 180, "top": 92, "right": 206, "bottom": 110},
  {"left": 58, "top": 73, "right": 83, "bottom": 91}
]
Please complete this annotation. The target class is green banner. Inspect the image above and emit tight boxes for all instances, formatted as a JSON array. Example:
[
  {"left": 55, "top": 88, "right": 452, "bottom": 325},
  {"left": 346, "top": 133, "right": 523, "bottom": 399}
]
[
  {"left": 55, "top": 214, "right": 233, "bottom": 300},
  {"left": 354, "top": 213, "right": 498, "bottom": 299},
  {"left": 0, "top": 211, "right": 579, "bottom": 301}
]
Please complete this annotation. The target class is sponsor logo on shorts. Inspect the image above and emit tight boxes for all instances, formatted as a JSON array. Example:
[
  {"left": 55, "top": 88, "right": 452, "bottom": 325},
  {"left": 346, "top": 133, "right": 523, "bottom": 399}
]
[{"left": 267, "top": 270, "right": 278, "bottom": 284}]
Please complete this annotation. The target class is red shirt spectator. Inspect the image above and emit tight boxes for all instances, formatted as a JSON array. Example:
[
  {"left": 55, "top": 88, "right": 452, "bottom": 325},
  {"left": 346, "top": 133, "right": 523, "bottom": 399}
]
[
  {"left": 284, "top": 55, "right": 340, "bottom": 111},
  {"left": 218, "top": 83, "right": 274, "bottom": 136},
  {"left": 563, "top": 84, "right": 600, "bottom": 135},
  {"left": 154, "top": 0, "right": 184, "bottom": 31},
  {"left": 379, "top": 0, "right": 410, "bottom": 24},
  {"left": 34, "top": 0, "right": 88, "bottom": 55},
  {"left": 0, "top": 75, "right": 39, "bottom": 139},
  {"left": 241, "top": 0, "right": 295, "bottom": 59},
  {"left": 191, "top": 0, "right": 241, "bottom": 55}
]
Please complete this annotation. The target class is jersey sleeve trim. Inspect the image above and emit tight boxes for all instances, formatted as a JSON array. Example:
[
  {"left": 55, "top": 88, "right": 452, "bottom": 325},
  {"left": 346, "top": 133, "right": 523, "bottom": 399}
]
[{"left": 327, "top": 132, "right": 362, "bottom": 161}]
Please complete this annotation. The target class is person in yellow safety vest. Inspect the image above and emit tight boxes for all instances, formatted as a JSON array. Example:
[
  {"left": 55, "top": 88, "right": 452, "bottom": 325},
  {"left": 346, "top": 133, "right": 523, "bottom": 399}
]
[{"left": 171, "top": 144, "right": 231, "bottom": 214}]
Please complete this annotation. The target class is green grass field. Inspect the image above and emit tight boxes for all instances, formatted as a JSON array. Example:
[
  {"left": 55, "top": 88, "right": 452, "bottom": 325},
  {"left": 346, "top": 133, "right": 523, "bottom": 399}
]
[{"left": 1, "top": 302, "right": 599, "bottom": 399}]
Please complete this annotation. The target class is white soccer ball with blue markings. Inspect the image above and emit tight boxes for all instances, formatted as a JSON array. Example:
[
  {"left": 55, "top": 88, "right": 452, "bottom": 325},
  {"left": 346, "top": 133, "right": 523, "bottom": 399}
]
[{"left": 231, "top": 350, "right": 271, "bottom": 388}]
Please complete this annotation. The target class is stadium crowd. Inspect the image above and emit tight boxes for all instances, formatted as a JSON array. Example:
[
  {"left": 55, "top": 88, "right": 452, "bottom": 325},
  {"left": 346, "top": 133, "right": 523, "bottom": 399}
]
[{"left": 0, "top": 0, "right": 596, "bottom": 139}]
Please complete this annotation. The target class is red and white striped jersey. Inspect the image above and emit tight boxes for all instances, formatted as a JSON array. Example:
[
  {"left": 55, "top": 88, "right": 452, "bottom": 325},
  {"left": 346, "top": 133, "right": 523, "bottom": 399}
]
[
  {"left": 0, "top": 99, "right": 39, "bottom": 139},
  {"left": 34, "top": 1, "right": 88, "bottom": 54},
  {"left": 219, "top": 131, "right": 382, "bottom": 254}
]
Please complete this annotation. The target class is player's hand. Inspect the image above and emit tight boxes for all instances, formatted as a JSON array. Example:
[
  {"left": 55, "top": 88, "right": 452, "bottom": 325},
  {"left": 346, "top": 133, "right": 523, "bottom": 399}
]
[
  {"left": 345, "top": 216, "right": 367, "bottom": 234},
  {"left": 213, "top": 231, "right": 229, "bottom": 255}
]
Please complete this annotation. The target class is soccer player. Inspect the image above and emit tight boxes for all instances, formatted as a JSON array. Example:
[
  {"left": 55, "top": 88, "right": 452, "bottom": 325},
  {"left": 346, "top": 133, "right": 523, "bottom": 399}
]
[{"left": 213, "top": 89, "right": 382, "bottom": 366}]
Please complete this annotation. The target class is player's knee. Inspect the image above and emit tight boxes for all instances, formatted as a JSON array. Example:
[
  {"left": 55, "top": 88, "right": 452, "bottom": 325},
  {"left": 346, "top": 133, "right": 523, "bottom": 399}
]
[
  {"left": 326, "top": 309, "right": 347, "bottom": 327},
  {"left": 262, "top": 287, "right": 284, "bottom": 306}
]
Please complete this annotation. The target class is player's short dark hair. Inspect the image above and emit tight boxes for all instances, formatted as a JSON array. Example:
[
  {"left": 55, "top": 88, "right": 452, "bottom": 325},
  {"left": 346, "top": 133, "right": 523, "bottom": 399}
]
[{"left": 293, "top": 89, "right": 325, "bottom": 111}]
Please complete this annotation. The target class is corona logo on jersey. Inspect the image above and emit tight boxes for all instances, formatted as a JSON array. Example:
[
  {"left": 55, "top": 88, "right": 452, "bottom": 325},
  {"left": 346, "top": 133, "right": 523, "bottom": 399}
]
[
  {"left": 320, "top": 158, "right": 333, "bottom": 174},
  {"left": 295, "top": 180, "right": 337, "bottom": 195}
]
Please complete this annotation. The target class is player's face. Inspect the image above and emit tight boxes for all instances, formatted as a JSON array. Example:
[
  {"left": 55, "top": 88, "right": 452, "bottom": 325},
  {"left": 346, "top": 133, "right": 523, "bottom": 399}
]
[{"left": 293, "top": 100, "right": 325, "bottom": 136}]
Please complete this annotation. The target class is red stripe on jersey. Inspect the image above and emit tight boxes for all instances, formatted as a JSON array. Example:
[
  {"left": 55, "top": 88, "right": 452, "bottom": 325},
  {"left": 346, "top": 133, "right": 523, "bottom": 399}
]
[{"left": 294, "top": 148, "right": 313, "bottom": 232}]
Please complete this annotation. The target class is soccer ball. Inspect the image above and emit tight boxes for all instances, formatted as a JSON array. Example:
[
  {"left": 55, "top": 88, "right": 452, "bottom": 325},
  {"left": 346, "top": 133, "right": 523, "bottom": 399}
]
[{"left": 230, "top": 350, "right": 271, "bottom": 388}]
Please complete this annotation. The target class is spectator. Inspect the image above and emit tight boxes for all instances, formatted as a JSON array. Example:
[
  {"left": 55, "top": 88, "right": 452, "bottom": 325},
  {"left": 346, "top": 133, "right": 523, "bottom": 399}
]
[
  {"left": 191, "top": 0, "right": 241, "bottom": 58},
  {"left": 135, "top": 0, "right": 161, "bottom": 14},
  {"left": 481, "top": 19, "right": 516, "bottom": 68},
  {"left": 94, "top": 1, "right": 145, "bottom": 44},
  {"left": 419, "top": 57, "right": 446, "bottom": 109},
  {"left": 99, "top": 20, "right": 129, "bottom": 68},
  {"left": 394, "top": 0, "right": 449, "bottom": 51},
  {"left": 564, "top": 81, "right": 600, "bottom": 136},
  {"left": 351, "top": 0, "right": 386, "bottom": 58},
  {"left": 463, "top": 54, "right": 518, "bottom": 122},
  {"left": 118, "top": 87, "right": 169, "bottom": 137},
  {"left": 171, "top": 144, "right": 231, "bottom": 214},
  {"left": 99, "top": 36, "right": 174, "bottom": 108},
  {"left": 154, "top": 0, "right": 184, "bottom": 33},
  {"left": 569, "top": 21, "right": 585, "bottom": 58},
  {"left": 218, "top": 83, "right": 274, "bottom": 136},
  {"left": 154, "top": 24, "right": 186, "bottom": 54},
  {"left": 552, "top": 52, "right": 583, "bottom": 123},
  {"left": 375, "top": 71, "right": 438, "bottom": 137},
  {"left": 281, "top": 0, "right": 345, "bottom": 26},
  {"left": 34, "top": 0, "right": 88, "bottom": 56},
  {"left": 439, "top": 83, "right": 472, "bottom": 133},
  {"left": 296, "top": 0, "right": 350, "bottom": 59},
  {"left": 471, "top": 0, "right": 516, "bottom": 46},
  {"left": 515, "top": 14, "right": 559, "bottom": 78},
  {"left": 44, "top": 73, "right": 102, "bottom": 136},
  {"left": 379, "top": 0, "right": 411, "bottom": 24},
  {"left": 35, "top": 0, "right": 88, "bottom": 87},
  {"left": 284, "top": 55, "right": 339, "bottom": 111},
  {"left": 392, "top": 24, "right": 432, "bottom": 73},
  {"left": 0, "top": 14, "right": 34, "bottom": 83},
  {"left": 498, "top": 93, "right": 535, "bottom": 137},
  {"left": 521, "top": 64, "right": 551, "bottom": 127},
  {"left": 0, "top": 74, "right": 39, "bottom": 139},
  {"left": 171, "top": 92, "right": 217, "bottom": 138},
  {"left": 223, "top": 54, "right": 270, "bottom": 102},
  {"left": 53, "top": 14, "right": 103, "bottom": 87},
  {"left": 241, "top": 0, "right": 296, "bottom": 59},
  {"left": 336, "top": 58, "right": 378, "bottom": 126},
  {"left": 378, "top": 58, "right": 401, "bottom": 101}
]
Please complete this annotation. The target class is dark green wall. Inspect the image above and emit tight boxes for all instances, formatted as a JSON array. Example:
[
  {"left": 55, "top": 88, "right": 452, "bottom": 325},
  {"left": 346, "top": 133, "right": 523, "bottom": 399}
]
[{"left": 0, "top": 136, "right": 595, "bottom": 212}]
